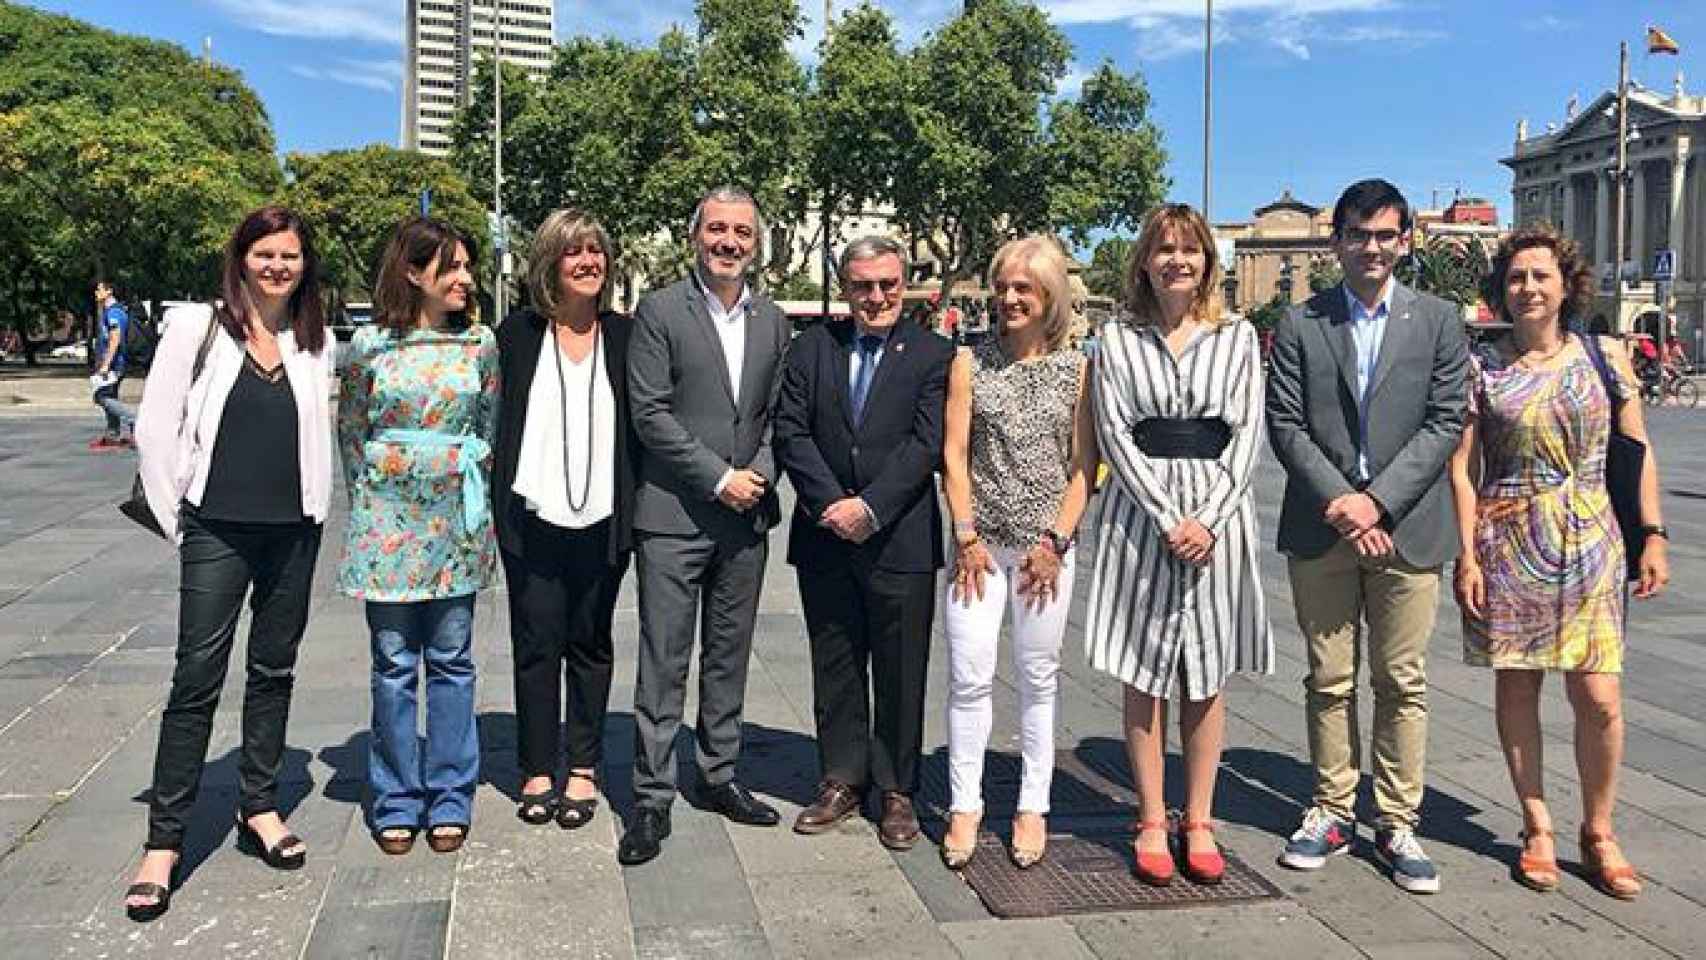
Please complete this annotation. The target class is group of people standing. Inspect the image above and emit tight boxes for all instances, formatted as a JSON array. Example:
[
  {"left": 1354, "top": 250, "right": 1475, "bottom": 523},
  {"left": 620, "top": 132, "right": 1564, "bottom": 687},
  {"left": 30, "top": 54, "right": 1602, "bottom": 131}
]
[{"left": 119, "top": 175, "right": 1669, "bottom": 923}]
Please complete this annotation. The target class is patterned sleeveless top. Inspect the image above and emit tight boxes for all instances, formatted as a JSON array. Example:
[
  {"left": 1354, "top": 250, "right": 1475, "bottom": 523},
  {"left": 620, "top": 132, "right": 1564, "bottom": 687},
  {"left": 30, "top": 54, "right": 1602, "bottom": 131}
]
[{"left": 967, "top": 339, "right": 1084, "bottom": 551}]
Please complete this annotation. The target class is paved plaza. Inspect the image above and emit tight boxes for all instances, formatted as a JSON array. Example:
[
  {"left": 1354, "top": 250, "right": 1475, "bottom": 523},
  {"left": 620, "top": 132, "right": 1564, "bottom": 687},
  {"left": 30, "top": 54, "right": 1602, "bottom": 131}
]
[{"left": 0, "top": 403, "right": 1703, "bottom": 959}]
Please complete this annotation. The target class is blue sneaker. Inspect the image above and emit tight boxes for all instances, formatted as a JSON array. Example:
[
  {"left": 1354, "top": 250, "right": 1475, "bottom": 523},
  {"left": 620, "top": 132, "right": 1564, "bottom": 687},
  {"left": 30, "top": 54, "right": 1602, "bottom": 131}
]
[
  {"left": 1279, "top": 807, "right": 1354, "bottom": 870},
  {"left": 1375, "top": 827, "right": 1441, "bottom": 894}
]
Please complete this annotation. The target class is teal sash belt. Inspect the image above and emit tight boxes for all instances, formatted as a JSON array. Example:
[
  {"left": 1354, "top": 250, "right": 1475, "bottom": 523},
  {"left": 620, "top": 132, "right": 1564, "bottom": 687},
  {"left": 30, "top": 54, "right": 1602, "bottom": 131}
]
[{"left": 373, "top": 428, "right": 490, "bottom": 533}]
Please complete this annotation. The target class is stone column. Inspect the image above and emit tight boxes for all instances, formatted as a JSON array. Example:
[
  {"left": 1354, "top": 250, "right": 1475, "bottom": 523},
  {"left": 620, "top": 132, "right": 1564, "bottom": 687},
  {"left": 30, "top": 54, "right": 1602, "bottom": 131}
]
[
  {"left": 1561, "top": 176, "right": 1577, "bottom": 239},
  {"left": 1670, "top": 138, "right": 1690, "bottom": 280},
  {"left": 1595, "top": 172, "right": 1612, "bottom": 266},
  {"left": 1631, "top": 162, "right": 1649, "bottom": 275}
]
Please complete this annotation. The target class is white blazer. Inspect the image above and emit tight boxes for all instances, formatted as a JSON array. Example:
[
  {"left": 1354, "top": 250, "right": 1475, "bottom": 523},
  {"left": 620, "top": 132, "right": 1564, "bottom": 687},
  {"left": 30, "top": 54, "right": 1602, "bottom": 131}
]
[{"left": 135, "top": 304, "right": 335, "bottom": 543}]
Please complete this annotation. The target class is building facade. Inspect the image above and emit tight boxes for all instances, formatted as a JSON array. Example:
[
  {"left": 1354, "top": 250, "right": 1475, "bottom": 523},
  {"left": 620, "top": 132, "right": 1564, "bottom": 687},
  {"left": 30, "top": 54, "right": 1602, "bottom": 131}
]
[
  {"left": 1223, "top": 191, "right": 1336, "bottom": 312},
  {"left": 403, "top": 0, "right": 555, "bottom": 156},
  {"left": 1504, "top": 78, "right": 1706, "bottom": 349}
]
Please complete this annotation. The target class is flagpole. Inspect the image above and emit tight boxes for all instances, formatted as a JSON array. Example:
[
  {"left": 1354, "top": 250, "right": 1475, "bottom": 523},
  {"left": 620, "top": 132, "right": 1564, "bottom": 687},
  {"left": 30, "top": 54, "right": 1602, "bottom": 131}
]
[{"left": 1203, "top": 0, "right": 1213, "bottom": 217}]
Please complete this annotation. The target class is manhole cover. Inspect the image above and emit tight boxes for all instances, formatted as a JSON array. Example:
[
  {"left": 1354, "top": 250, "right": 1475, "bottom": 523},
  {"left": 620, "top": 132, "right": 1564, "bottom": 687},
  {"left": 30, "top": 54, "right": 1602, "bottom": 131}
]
[{"left": 955, "top": 829, "right": 1285, "bottom": 917}]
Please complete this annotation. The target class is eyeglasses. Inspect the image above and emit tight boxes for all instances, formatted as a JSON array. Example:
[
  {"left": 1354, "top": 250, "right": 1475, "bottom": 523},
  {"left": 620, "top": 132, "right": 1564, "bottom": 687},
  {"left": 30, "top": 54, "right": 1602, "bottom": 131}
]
[
  {"left": 846, "top": 278, "right": 902, "bottom": 295},
  {"left": 1340, "top": 228, "right": 1405, "bottom": 249}
]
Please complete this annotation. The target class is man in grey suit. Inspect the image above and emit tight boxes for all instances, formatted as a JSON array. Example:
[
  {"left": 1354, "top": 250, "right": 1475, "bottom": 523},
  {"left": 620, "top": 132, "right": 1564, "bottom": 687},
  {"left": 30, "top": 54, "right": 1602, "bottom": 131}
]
[
  {"left": 1265, "top": 179, "right": 1469, "bottom": 894},
  {"left": 620, "top": 185, "right": 793, "bottom": 865}
]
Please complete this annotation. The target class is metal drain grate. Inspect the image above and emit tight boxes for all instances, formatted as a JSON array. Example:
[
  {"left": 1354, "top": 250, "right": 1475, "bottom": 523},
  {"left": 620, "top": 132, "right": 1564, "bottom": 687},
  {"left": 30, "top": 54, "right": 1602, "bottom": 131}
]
[
  {"left": 954, "top": 829, "right": 1285, "bottom": 918},
  {"left": 915, "top": 750, "right": 1130, "bottom": 820}
]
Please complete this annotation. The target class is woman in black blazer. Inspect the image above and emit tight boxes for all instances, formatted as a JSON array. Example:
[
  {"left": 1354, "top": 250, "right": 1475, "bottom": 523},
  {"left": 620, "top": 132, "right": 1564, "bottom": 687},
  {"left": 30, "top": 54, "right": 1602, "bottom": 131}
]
[{"left": 491, "top": 208, "right": 636, "bottom": 829}]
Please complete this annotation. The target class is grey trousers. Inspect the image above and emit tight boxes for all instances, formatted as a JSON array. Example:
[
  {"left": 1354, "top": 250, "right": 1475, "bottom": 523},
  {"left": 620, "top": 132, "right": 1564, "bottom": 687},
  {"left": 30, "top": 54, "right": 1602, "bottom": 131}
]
[{"left": 631, "top": 528, "right": 767, "bottom": 810}]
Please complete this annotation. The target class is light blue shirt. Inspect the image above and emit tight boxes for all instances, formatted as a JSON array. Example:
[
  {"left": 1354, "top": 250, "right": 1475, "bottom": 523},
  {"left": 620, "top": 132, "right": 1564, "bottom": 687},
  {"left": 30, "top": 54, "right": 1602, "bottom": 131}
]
[
  {"left": 846, "top": 327, "right": 889, "bottom": 396},
  {"left": 1343, "top": 280, "right": 1394, "bottom": 479}
]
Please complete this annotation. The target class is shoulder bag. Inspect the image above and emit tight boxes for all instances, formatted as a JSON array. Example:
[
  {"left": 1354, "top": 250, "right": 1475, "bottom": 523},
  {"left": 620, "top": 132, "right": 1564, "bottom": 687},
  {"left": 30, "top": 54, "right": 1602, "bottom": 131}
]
[{"left": 118, "top": 310, "right": 221, "bottom": 539}]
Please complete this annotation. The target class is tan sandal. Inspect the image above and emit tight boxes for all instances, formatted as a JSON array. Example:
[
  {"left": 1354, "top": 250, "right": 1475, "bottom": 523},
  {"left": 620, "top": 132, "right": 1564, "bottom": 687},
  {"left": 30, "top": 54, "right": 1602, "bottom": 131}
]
[
  {"left": 1514, "top": 827, "right": 1559, "bottom": 892},
  {"left": 1580, "top": 828, "right": 1641, "bottom": 900},
  {"left": 941, "top": 812, "right": 981, "bottom": 870},
  {"left": 1009, "top": 812, "right": 1048, "bottom": 870}
]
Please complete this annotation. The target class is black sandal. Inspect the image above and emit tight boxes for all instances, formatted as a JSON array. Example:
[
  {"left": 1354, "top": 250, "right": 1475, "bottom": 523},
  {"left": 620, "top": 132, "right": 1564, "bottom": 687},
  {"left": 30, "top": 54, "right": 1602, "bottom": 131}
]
[
  {"left": 426, "top": 824, "right": 469, "bottom": 853},
  {"left": 374, "top": 826, "right": 418, "bottom": 855},
  {"left": 235, "top": 814, "right": 307, "bottom": 870},
  {"left": 517, "top": 785, "right": 559, "bottom": 825},
  {"left": 124, "top": 853, "right": 180, "bottom": 923},
  {"left": 556, "top": 771, "right": 600, "bottom": 831}
]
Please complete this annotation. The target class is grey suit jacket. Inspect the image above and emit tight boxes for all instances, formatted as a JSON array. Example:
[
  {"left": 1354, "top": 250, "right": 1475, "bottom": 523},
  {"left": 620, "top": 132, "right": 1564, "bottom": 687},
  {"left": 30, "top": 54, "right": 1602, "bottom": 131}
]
[
  {"left": 628, "top": 276, "right": 792, "bottom": 539},
  {"left": 1265, "top": 281, "right": 1470, "bottom": 568}
]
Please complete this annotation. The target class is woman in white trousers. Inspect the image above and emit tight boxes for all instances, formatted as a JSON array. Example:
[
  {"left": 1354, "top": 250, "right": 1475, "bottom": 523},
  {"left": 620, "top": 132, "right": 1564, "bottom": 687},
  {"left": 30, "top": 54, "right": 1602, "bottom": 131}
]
[{"left": 940, "top": 234, "right": 1098, "bottom": 870}]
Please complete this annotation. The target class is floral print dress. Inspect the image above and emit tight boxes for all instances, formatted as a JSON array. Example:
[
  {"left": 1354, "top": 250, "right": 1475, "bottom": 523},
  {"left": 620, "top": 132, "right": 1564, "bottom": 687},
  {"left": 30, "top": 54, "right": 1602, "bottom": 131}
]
[{"left": 337, "top": 322, "right": 500, "bottom": 601}]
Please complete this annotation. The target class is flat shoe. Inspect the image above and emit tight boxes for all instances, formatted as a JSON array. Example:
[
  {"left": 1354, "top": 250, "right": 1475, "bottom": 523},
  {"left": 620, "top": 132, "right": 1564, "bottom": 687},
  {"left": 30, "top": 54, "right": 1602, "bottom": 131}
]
[
  {"left": 426, "top": 824, "right": 468, "bottom": 854},
  {"left": 374, "top": 827, "right": 417, "bottom": 855}
]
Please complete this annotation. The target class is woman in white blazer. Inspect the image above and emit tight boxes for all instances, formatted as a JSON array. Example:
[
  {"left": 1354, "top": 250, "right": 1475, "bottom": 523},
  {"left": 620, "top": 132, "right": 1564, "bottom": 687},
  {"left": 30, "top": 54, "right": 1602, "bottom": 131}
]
[{"left": 123, "top": 206, "right": 334, "bottom": 923}]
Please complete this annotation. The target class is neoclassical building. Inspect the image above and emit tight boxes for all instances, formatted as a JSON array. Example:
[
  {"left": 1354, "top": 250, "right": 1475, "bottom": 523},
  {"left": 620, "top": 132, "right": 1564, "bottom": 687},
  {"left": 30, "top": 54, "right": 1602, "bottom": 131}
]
[{"left": 1503, "top": 77, "right": 1706, "bottom": 344}]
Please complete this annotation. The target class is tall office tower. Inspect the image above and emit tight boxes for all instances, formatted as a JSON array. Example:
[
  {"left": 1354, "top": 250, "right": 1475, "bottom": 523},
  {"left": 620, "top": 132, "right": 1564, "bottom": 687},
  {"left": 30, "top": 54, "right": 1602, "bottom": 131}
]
[{"left": 402, "top": 1, "right": 555, "bottom": 156}]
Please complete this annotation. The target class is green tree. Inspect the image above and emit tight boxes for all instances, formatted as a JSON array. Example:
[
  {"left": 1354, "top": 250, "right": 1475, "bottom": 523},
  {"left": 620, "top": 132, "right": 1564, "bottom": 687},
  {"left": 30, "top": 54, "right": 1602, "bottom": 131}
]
[
  {"left": 0, "top": 4, "right": 280, "bottom": 360},
  {"left": 284, "top": 145, "right": 491, "bottom": 309},
  {"left": 1084, "top": 236, "right": 1135, "bottom": 299},
  {"left": 1245, "top": 293, "right": 1289, "bottom": 334},
  {"left": 1399, "top": 236, "right": 1489, "bottom": 307},
  {"left": 1044, "top": 62, "right": 1167, "bottom": 247},
  {"left": 1308, "top": 257, "right": 1343, "bottom": 293}
]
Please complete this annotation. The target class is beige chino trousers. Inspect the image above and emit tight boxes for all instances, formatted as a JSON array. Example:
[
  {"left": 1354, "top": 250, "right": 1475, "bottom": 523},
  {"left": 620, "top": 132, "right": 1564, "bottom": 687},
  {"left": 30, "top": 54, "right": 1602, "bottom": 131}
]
[{"left": 1287, "top": 539, "right": 1442, "bottom": 830}]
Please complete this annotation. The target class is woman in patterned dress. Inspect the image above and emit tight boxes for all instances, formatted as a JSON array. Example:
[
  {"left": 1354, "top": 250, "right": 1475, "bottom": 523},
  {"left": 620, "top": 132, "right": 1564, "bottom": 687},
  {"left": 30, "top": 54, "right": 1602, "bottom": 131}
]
[
  {"left": 1447, "top": 225, "right": 1669, "bottom": 898},
  {"left": 338, "top": 218, "right": 500, "bottom": 856},
  {"left": 940, "top": 235, "right": 1098, "bottom": 870},
  {"left": 1085, "top": 203, "right": 1273, "bottom": 886}
]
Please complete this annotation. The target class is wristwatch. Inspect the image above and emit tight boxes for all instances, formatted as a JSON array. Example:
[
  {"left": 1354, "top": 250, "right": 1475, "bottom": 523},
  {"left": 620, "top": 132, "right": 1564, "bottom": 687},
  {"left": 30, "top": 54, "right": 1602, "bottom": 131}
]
[
  {"left": 1041, "top": 529, "right": 1073, "bottom": 558},
  {"left": 1641, "top": 524, "right": 1669, "bottom": 539}
]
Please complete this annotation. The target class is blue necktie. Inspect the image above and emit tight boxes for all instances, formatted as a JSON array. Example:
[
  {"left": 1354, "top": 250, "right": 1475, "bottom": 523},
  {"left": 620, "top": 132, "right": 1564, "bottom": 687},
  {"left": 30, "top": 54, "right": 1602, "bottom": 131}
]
[{"left": 850, "top": 335, "right": 883, "bottom": 422}]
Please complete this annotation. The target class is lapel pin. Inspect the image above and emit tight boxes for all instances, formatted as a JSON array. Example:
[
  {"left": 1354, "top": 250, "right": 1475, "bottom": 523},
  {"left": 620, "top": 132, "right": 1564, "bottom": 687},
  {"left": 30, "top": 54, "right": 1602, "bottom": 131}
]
[{"left": 894, "top": 342, "right": 905, "bottom": 353}]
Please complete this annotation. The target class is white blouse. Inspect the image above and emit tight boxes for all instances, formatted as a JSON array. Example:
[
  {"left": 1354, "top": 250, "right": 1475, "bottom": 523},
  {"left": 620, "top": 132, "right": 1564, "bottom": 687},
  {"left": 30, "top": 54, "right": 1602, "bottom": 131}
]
[{"left": 512, "top": 327, "right": 616, "bottom": 529}]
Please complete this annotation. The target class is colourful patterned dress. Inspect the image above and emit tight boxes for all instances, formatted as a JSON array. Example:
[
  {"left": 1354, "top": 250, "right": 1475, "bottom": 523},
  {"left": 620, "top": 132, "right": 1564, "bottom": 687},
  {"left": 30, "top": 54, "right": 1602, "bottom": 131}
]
[
  {"left": 337, "top": 322, "right": 500, "bottom": 601},
  {"left": 1463, "top": 335, "right": 1630, "bottom": 672}
]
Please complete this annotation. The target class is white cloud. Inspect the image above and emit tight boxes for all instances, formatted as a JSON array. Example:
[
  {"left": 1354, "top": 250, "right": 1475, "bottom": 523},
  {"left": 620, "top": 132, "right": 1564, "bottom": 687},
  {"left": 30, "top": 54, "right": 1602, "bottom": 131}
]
[
  {"left": 200, "top": 0, "right": 400, "bottom": 46},
  {"left": 1041, "top": 0, "right": 1441, "bottom": 63},
  {"left": 291, "top": 58, "right": 404, "bottom": 93}
]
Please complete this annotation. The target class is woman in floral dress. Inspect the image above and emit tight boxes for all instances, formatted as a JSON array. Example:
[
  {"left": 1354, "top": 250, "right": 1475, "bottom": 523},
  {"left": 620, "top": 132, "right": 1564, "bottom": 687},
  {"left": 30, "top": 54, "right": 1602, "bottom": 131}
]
[
  {"left": 338, "top": 218, "right": 500, "bottom": 856},
  {"left": 1448, "top": 225, "right": 1669, "bottom": 899}
]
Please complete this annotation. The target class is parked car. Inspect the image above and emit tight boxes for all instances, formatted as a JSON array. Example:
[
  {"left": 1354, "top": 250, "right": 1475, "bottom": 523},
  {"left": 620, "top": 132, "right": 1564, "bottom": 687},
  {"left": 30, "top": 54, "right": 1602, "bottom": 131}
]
[
  {"left": 49, "top": 342, "right": 88, "bottom": 362},
  {"left": 330, "top": 302, "right": 374, "bottom": 342}
]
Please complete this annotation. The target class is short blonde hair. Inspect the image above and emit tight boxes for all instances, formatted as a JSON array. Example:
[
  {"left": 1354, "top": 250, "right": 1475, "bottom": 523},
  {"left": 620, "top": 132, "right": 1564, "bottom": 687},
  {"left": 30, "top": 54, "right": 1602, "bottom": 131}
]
[
  {"left": 988, "top": 234, "right": 1074, "bottom": 352},
  {"left": 527, "top": 208, "right": 616, "bottom": 316},
  {"left": 1123, "top": 203, "right": 1226, "bottom": 329}
]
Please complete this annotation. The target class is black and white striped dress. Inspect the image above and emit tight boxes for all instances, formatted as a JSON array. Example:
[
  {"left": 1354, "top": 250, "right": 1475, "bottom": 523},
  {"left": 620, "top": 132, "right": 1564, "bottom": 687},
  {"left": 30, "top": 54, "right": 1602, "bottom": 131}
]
[{"left": 1084, "top": 316, "right": 1273, "bottom": 700}]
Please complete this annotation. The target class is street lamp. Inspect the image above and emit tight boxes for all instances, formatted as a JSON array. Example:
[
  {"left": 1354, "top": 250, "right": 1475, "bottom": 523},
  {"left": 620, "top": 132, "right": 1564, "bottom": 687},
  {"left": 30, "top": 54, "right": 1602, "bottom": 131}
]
[
  {"left": 1610, "top": 41, "right": 1629, "bottom": 334},
  {"left": 1277, "top": 255, "right": 1294, "bottom": 304},
  {"left": 492, "top": 10, "right": 507, "bottom": 327}
]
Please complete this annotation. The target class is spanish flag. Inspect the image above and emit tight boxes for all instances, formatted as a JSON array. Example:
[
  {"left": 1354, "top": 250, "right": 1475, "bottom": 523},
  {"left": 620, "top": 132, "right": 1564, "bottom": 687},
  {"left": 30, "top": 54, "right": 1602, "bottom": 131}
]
[{"left": 1648, "top": 26, "right": 1681, "bottom": 56}]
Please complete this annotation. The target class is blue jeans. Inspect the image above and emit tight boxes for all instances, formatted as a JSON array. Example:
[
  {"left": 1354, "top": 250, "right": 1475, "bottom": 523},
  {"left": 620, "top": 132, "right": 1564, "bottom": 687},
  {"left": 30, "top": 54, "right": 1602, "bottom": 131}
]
[
  {"left": 94, "top": 377, "right": 135, "bottom": 438},
  {"left": 365, "top": 595, "right": 479, "bottom": 830}
]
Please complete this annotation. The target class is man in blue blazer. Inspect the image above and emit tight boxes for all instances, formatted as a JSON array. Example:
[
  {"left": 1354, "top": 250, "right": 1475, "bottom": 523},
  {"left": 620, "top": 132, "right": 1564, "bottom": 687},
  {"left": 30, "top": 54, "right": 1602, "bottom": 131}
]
[{"left": 774, "top": 236, "right": 953, "bottom": 850}]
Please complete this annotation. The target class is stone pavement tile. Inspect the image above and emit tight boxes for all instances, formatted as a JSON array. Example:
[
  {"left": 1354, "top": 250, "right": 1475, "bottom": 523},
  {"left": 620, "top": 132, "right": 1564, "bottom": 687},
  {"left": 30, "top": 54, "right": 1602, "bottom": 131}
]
[
  {"left": 67, "top": 649, "right": 176, "bottom": 688},
  {"left": 889, "top": 837, "right": 991, "bottom": 924},
  {"left": 302, "top": 898, "right": 451, "bottom": 960},
  {"left": 1068, "top": 902, "right": 1365, "bottom": 960},
  {"left": 321, "top": 812, "right": 459, "bottom": 906},
  {"left": 0, "top": 809, "right": 144, "bottom": 928},
  {"left": 1358, "top": 945, "right": 1499, "bottom": 959},
  {"left": 0, "top": 675, "right": 70, "bottom": 730},
  {"left": 0, "top": 794, "right": 54, "bottom": 854},
  {"left": 940, "top": 917, "right": 1099, "bottom": 959},
  {"left": 0, "top": 678, "right": 161, "bottom": 796},
  {"left": 749, "top": 870, "right": 957, "bottom": 960},
  {"left": 0, "top": 601, "right": 94, "bottom": 644},
  {"left": 633, "top": 922, "right": 773, "bottom": 960},
  {"left": 619, "top": 807, "right": 763, "bottom": 936},
  {"left": 445, "top": 785, "right": 634, "bottom": 960},
  {"left": 726, "top": 809, "right": 896, "bottom": 878},
  {"left": 73, "top": 857, "right": 335, "bottom": 959}
]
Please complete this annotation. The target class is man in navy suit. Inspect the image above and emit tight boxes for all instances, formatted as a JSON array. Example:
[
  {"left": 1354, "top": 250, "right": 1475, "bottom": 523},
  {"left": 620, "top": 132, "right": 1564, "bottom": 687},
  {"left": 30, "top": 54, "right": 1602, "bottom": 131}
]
[{"left": 774, "top": 236, "right": 953, "bottom": 849}]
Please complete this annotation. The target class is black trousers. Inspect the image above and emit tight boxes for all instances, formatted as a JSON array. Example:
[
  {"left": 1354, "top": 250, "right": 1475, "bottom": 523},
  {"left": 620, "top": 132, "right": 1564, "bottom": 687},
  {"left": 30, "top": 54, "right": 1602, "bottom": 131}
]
[
  {"left": 500, "top": 516, "right": 628, "bottom": 779},
  {"left": 797, "top": 563, "right": 935, "bottom": 795},
  {"left": 147, "top": 510, "right": 322, "bottom": 850}
]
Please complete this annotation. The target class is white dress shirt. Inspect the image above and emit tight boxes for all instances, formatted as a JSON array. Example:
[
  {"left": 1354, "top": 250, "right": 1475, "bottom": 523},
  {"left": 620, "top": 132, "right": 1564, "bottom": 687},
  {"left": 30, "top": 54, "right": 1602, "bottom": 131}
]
[
  {"left": 512, "top": 328, "right": 616, "bottom": 528},
  {"left": 694, "top": 271, "right": 752, "bottom": 496},
  {"left": 1343, "top": 279, "right": 1394, "bottom": 481}
]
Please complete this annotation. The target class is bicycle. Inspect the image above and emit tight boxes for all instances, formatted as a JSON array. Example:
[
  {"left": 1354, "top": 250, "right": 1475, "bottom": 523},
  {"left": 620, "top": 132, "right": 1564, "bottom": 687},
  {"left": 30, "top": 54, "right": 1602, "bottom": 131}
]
[{"left": 1639, "top": 361, "right": 1700, "bottom": 408}]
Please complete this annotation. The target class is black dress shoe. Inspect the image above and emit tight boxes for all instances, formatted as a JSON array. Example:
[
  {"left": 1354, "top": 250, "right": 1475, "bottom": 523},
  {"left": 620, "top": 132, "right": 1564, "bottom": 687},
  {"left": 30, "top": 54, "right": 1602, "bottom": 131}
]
[
  {"left": 698, "top": 781, "right": 780, "bottom": 827},
  {"left": 617, "top": 807, "right": 671, "bottom": 866}
]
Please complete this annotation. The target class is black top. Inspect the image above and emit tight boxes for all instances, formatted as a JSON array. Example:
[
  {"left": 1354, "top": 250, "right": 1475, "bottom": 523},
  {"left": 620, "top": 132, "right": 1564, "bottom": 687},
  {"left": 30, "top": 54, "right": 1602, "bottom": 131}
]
[
  {"left": 197, "top": 356, "right": 305, "bottom": 523},
  {"left": 491, "top": 308, "right": 638, "bottom": 564}
]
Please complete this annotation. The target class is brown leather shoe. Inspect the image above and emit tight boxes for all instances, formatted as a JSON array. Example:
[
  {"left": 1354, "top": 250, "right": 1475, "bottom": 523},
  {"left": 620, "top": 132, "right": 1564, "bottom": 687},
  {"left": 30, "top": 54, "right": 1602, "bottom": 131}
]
[
  {"left": 878, "top": 792, "right": 921, "bottom": 851},
  {"left": 794, "top": 780, "right": 862, "bottom": 835}
]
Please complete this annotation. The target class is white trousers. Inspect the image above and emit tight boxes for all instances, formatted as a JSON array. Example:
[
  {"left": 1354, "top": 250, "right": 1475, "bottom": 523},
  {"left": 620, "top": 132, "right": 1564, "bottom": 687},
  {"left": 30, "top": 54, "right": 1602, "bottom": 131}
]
[{"left": 943, "top": 544, "right": 1075, "bottom": 815}]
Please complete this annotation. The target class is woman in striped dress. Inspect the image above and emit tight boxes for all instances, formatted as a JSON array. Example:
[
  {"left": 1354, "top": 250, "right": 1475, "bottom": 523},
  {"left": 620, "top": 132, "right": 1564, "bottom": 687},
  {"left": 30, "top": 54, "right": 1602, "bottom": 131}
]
[{"left": 1086, "top": 203, "right": 1273, "bottom": 886}]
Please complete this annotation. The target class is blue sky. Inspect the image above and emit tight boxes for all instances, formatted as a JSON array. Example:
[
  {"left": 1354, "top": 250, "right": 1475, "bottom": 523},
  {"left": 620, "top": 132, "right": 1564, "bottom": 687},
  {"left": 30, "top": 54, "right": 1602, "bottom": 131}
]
[{"left": 23, "top": 1, "right": 1706, "bottom": 228}]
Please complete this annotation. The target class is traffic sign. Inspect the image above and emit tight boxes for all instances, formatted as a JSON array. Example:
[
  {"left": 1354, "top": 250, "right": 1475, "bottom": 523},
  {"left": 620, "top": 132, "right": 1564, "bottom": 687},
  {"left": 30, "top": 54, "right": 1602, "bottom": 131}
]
[{"left": 1653, "top": 248, "right": 1675, "bottom": 281}]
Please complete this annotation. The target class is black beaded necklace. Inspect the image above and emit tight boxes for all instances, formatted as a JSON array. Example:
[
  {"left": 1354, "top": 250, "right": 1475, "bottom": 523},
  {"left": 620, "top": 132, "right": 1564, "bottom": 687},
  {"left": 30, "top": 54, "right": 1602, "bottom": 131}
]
[{"left": 550, "top": 320, "right": 600, "bottom": 513}]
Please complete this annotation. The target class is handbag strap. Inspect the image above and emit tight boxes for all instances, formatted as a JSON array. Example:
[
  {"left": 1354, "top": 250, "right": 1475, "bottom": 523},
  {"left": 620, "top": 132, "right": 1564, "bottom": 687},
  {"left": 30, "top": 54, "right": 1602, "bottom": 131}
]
[{"left": 1578, "top": 333, "right": 1626, "bottom": 414}]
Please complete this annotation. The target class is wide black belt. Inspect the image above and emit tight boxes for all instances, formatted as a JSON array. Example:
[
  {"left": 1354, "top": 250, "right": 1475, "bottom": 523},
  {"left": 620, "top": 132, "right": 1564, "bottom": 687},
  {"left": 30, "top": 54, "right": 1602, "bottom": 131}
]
[{"left": 1131, "top": 417, "right": 1231, "bottom": 459}]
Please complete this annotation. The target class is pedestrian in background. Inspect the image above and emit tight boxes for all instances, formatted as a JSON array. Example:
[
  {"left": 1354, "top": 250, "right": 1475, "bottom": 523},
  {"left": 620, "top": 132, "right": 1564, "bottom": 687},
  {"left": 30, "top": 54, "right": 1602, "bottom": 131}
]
[
  {"left": 1447, "top": 225, "right": 1668, "bottom": 898},
  {"left": 89, "top": 279, "right": 138, "bottom": 449},
  {"left": 775, "top": 236, "right": 953, "bottom": 851},
  {"left": 619, "top": 186, "right": 792, "bottom": 866},
  {"left": 1085, "top": 203, "right": 1273, "bottom": 887},
  {"left": 125, "top": 205, "right": 334, "bottom": 922},
  {"left": 1266, "top": 179, "right": 1469, "bottom": 894},
  {"left": 337, "top": 218, "right": 499, "bottom": 857},
  {"left": 939, "top": 234, "right": 1097, "bottom": 870},
  {"left": 491, "top": 209, "right": 636, "bottom": 830}
]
